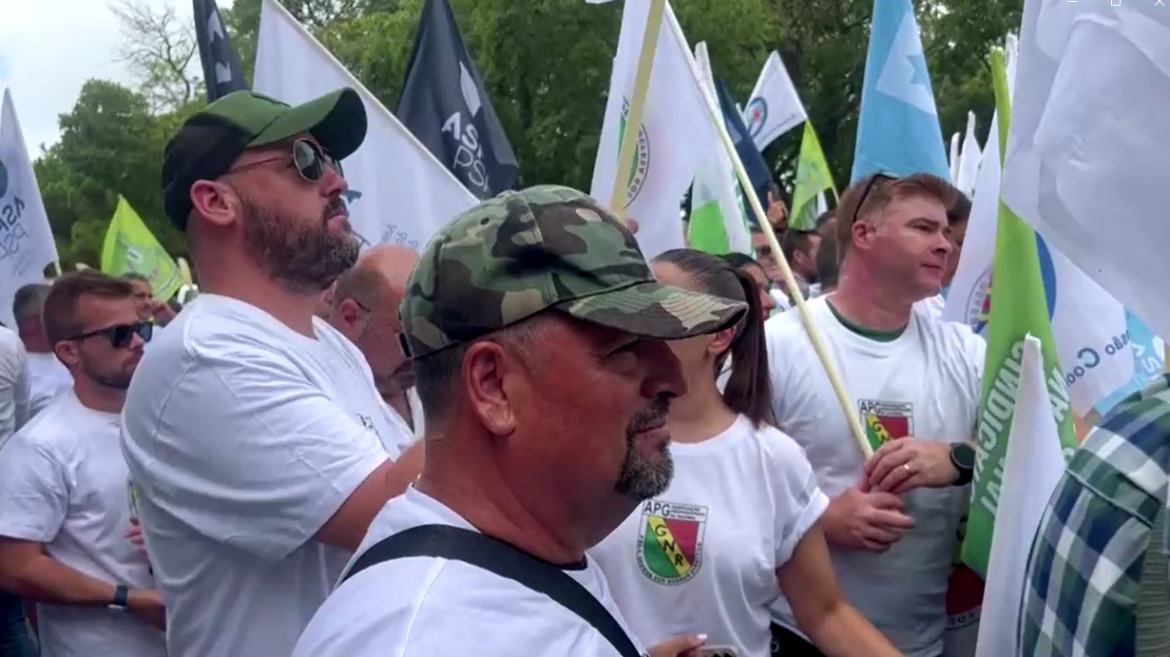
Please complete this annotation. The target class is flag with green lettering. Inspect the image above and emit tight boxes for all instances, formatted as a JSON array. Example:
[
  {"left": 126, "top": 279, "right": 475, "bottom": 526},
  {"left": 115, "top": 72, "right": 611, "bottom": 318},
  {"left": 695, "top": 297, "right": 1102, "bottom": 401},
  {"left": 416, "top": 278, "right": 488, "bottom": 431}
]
[
  {"left": 960, "top": 49, "right": 1077, "bottom": 578},
  {"left": 789, "top": 120, "right": 837, "bottom": 231},
  {"left": 100, "top": 195, "right": 182, "bottom": 302}
]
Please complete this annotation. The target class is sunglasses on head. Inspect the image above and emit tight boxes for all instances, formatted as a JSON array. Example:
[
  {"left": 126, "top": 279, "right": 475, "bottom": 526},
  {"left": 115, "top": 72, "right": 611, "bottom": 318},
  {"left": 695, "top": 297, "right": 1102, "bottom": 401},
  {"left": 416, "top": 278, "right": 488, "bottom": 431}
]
[
  {"left": 227, "top": 138, "right": 344, "bottom": 183},
  {"left": 849, "top": 172, "right": 898, "bottom": 227},
  {"left": 69, "top": 321, "right": 153, "bottom": 349}
]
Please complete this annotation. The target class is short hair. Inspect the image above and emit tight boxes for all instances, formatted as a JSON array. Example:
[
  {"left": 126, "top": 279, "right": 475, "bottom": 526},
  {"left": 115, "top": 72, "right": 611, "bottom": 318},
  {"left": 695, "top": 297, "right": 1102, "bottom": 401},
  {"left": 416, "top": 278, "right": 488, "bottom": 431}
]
[
  {"left": 12, "top": 283, "right": 50, "bottom": 327},
  {"left": 780, "top": 229, "right": 818, "bottom": 263},
  {"left": 43, "top": 271, "right": 135, "bottom": 345},
  {"left": 413, "top": 317, "right": 547, "bottom": 431},
  {"left": 835, "top": 173, "right": 957, "bottom": 259},
  {"left": 122, "top": 272, "right": 151, "bottom": 285},
  {"left": 947, "top": 192, "right": 972, "bottom": 226},
  {"left": 331, "top": 264, "right": 384, "bottom": 311}
]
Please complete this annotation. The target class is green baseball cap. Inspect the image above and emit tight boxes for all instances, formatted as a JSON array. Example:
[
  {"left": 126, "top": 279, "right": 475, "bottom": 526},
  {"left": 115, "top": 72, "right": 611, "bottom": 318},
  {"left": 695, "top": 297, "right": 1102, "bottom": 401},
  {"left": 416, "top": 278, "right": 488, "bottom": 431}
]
[
  {"left": 398, "top": 185, "right": 748, "bottom": 360},
  {"left": 161, "top": 88, "right": 367, "bottom": 230}
]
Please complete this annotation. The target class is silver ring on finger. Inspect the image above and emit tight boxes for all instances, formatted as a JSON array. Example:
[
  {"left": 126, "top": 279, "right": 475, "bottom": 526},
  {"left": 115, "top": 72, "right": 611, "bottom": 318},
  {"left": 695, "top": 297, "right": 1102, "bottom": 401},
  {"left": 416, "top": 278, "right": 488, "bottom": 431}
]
[{"left": 903, "top": 462, "right": 913, "bottom": 475}]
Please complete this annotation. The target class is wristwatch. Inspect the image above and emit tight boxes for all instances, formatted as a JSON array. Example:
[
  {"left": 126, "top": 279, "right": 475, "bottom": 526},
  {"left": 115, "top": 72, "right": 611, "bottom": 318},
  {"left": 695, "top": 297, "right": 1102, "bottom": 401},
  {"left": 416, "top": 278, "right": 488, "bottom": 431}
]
[
  {"left": 950, "top": 443, "right": 975, "bottom": 486},
  {"left": 109, "top": 584, "right": 129, "bottom": 611}
]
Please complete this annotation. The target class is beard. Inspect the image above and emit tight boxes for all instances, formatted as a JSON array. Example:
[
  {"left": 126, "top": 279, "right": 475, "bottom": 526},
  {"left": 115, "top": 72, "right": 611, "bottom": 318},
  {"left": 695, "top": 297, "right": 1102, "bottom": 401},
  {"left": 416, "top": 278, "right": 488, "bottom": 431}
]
[
  {"left": 241, "top": 194, "right": 360, "bottom": 294},
  {"left": 613, "top": 395, "right": 674, "bottom": 501},
  {"left": 83, "top": 360, "right": 135, "bottom": 390}
]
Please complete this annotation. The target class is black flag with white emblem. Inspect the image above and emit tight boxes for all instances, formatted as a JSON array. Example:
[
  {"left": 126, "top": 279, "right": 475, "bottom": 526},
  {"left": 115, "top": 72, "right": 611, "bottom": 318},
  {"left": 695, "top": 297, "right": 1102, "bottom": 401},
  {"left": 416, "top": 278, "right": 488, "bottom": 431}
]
[
  {"left": 396, "top": 0, "right": 518, "bottom": 199},
  {"left": 193, "top": 0, "right": 248, "bottom": 102}
]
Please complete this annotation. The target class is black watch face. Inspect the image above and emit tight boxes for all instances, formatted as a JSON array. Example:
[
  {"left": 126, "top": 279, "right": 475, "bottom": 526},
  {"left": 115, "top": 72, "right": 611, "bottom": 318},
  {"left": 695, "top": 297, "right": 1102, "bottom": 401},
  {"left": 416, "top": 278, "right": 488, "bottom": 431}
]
[{"left": 953, "top": 443, "right": 976, "bottom": 470}]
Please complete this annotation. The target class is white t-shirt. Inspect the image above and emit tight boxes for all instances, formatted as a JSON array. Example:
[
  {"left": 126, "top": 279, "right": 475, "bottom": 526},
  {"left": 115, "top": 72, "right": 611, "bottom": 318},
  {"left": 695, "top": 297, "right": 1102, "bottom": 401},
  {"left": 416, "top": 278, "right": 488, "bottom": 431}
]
[
  {"left": 293, "top": 487, "right": 648, "bottom": 657},
  {"left": 764, "top": 297, "right": 984, "bottom": 657},
  {"left": 0, "top": 326, "right": 29, "bottom": 446},
  {"left": 26, "top": 351, "right": 72, "bottom": 417},
  {"left": 590, "top": 415, "right": 828, "bottom": 657},
  {"left": 120, "top": 294, "right": 398, "bottom": 657},
  {"left": 0, "top": 392, "right": 166, "bottom": 657}
]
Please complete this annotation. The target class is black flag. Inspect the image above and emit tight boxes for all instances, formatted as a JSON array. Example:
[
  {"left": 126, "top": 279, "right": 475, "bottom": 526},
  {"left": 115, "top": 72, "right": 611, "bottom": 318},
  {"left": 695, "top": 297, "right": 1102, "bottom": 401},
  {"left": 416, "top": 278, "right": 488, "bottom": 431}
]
[
  {"left": 193, "top": 0, "right": 248, "bottom": 102},
  {"left": 396, "top": 0, "right": 518, "bottom": 199}
]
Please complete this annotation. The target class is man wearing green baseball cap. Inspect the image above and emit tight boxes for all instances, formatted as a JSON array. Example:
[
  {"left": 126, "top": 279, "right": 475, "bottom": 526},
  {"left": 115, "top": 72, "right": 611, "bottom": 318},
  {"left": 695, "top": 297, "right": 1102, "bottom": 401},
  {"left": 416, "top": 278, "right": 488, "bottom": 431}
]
[
  {"left": 122, "top": 89, "right": 423, "bottom": 657},
  {"left": 294, "top": 185, "right": 747, "bottom": 657}
]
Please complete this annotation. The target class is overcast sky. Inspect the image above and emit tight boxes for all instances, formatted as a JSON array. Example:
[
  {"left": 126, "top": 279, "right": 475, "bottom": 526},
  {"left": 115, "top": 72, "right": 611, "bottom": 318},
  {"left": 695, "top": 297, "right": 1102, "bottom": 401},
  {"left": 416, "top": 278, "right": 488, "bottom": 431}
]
[{"left": 0, "top": 0, "right": 235, "bottom": 157}]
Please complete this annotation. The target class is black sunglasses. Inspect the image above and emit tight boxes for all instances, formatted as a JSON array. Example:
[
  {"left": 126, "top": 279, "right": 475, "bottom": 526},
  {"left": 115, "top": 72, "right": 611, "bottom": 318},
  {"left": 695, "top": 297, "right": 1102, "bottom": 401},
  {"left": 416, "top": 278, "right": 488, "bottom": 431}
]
[
  {"left": 228, "top": 138, "right": 344, "bottom": 183},
  {"left": 849, "top": 172, "right": 898, "bottom": 227},
  {"left": 69, "top": 321, "right": 153, "bottom": 349}
]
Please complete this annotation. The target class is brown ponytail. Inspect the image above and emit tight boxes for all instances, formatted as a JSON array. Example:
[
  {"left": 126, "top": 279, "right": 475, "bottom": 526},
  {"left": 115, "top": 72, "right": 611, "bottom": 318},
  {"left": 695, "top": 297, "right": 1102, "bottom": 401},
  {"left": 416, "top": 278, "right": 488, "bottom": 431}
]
[{"left": 654, "top": 249, "right": 776, "bottom": 427}]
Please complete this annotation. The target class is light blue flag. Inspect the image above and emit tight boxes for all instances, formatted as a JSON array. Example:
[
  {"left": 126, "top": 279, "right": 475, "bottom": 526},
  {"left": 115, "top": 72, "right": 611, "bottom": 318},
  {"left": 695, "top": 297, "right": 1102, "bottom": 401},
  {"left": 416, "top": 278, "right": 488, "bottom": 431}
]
[
  {"left": 1093, "top": 311, "right": 1166, "bottom": 416},
  {"left": 851, "top": 0, "right": 949, "bottom": 182}
]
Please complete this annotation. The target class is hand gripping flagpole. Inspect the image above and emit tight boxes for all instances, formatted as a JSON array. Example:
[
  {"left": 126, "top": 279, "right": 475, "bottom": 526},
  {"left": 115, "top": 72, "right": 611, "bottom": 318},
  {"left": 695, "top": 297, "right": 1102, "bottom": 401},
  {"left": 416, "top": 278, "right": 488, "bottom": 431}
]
[{"left": 664, "top": 9, "right": 872, "bottom": 459}]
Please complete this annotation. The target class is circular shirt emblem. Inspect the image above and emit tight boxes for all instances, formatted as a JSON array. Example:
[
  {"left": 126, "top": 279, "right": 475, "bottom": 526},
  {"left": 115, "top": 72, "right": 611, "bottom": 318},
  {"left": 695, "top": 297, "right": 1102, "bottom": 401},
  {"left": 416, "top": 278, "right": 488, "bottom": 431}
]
[
  {"left": 745, "top": 97, "right": 767, "bottom": 139},
  {"left": 619, "top": 98, "right": 651, "bottom": 206}
]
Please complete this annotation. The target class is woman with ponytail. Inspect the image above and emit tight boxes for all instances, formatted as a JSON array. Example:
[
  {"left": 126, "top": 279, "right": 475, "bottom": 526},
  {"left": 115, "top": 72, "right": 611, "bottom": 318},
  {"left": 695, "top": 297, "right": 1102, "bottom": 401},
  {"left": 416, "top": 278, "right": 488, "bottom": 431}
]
[{"left": 590, "top": 249, "right": 898, "bottom": 657}]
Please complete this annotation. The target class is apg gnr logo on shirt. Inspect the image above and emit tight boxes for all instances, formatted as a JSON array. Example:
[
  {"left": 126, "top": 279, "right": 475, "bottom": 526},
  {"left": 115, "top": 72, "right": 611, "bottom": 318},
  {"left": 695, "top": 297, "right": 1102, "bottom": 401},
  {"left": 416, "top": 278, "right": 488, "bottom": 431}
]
[
  {"left": 636, "top": 500, "right": 708, "bottom": 586},
  {"left": 858, "top": 399, "right": 914, "bottom": 448}
]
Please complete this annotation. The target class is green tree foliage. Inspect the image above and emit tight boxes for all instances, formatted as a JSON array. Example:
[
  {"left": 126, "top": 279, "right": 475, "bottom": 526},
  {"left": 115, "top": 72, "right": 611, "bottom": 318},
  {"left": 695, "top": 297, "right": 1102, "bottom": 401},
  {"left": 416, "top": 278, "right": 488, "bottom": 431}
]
[{"left": 33, "top": 0, "right": 1021, "bottom": 266}]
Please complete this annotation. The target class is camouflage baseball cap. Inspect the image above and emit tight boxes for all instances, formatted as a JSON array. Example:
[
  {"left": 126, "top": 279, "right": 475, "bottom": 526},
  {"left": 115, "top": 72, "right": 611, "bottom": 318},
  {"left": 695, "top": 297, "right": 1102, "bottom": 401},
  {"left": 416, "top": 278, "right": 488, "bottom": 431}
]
[{"left": 399, "top": 185, "right": 748, "bottom": 359}]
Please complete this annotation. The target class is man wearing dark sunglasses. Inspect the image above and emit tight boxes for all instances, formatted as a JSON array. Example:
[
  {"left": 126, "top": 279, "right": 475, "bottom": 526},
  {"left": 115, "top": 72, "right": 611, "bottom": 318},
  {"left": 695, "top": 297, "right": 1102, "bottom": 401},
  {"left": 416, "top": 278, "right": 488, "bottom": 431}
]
[
  {"left": 0, "top": 271, "right": 166, "bottom": 657},
  {"left": 121, "top": 89, "right": 424, "bottom": 657},
  {"left": 764, "top": 173, "right": 985, "bottom": 657}
]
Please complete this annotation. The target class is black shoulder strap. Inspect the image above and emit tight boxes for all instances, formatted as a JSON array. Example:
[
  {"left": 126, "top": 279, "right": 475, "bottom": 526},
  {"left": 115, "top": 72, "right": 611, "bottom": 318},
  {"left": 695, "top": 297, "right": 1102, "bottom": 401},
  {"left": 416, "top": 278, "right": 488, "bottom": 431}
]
[{"left": 343, "top": 524, "right": 641, "bottom": 657}]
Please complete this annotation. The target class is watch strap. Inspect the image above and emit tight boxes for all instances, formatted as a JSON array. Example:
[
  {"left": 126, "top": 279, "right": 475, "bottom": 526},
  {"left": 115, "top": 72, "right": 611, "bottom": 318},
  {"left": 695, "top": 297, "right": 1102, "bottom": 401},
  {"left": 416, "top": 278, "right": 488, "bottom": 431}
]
[{"left": 110, "top": 584, "right": 129, "bottom": 610}]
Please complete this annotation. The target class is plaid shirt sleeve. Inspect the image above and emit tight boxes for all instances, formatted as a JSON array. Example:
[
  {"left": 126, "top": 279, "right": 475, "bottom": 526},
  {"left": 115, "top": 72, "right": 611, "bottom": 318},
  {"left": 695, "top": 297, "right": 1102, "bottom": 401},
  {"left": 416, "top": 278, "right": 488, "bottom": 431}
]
[{"left": 1018, "top": 375, "right": 1170, "bottom": 657}]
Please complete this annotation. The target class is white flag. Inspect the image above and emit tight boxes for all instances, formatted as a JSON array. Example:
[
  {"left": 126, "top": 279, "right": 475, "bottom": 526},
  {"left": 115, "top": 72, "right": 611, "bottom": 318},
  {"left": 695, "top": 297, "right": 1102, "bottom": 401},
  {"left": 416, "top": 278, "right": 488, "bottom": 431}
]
[
  {"left": 942, "top": 43, "right": 1131, "bottom": 417},
  {"left": 253, "top": 0, "right": 476, "bottom": 253},
  {"left": 1000, "top": 0, "right": 1170, "bottom": 343},
  {"left": 689, "top": 42, "right": 751, "bottom": 255},
  {"left": 0, "top": 89, "right": 58, "bottom": 328},
  {"left": 743, "top": 51, "right": 806, "bottom": 151},
  {"left": 955, "top": 112, "right": 982, "bottom": 197},
  {"left": 974, "top": 334, "right": 1066, "bottom": 657},
  {"left": 949, "top": 131, "right": 961, "bottom": 183},
  {"left": 590, "top": 0, "right": 713, "bottom": 260}
]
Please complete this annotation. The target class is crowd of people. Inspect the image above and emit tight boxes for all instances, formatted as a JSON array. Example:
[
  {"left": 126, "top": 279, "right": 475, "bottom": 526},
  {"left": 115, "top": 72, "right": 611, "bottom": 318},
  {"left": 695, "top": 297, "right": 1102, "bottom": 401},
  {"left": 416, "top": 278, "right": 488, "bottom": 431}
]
[{"left": 0, "top": 84, "right": 1154, "bottom": 657}]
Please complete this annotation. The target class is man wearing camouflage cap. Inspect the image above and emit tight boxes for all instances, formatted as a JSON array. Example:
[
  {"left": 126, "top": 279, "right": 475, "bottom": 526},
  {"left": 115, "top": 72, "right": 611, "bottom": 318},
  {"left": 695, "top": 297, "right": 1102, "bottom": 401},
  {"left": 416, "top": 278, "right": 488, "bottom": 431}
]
[{"left": 293, "top": 186, "right": 747, "bottom": 657}]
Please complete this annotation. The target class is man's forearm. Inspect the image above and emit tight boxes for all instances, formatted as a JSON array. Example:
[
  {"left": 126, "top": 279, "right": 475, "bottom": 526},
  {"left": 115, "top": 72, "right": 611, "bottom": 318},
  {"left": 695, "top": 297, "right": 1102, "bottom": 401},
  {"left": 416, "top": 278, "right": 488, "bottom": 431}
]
[{"left": 2, "top": 554, "right": 117, "bottom": 607}]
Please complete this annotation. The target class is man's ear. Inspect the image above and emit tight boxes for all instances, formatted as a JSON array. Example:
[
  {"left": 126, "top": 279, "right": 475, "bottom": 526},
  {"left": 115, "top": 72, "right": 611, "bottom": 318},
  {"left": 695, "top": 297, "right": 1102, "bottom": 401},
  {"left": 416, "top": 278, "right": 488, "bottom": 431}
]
[
  {"left": 53, "top": 340, "right": 80, "bottom": 370},
  {"left": 462, "top": 342, "right": 517, "bottom": 437},
  {"left": 189, "top": 180, "right": 238, "bottom": 229}
]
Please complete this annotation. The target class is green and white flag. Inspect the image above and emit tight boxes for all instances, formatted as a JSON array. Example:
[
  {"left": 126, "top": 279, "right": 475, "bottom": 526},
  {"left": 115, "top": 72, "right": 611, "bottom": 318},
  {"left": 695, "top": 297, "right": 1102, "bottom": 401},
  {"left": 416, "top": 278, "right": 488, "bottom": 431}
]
[
  {"left": 589, "top": 0, "right": 716, "bottom": 259},
  {"left": 960, "top": 48, "right": 1076, "bottom": 579},
  {"left": 687, "top": 42, "right": 750, "bottom": 255}
]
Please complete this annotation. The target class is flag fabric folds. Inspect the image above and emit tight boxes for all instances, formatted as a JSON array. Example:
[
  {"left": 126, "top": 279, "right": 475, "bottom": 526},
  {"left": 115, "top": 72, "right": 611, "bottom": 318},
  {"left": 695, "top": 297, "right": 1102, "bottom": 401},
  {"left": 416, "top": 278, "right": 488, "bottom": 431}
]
[
  {"left": 193, "top": 0, "right": 248, "bottom": 101},
  {"left": 0, "top": 89, "right": 59, "bottom": 327},
  {"left": 999, "top": 0, "right": 1170, "bottom": 349},
  {"left": 851, "top": 0, "right": 949, "bottom": 182},
  {"left": 101, "top": 196, "right": 182, "bottom": 302},
  {"left": 253, "top": 0, "right": 476, "bottom": 252},
  {"left": 742, "top": 51, "right": 806, "bottom": 151},
  {"left": 396, "top": 0, "right": 518, "bottom": 199}
]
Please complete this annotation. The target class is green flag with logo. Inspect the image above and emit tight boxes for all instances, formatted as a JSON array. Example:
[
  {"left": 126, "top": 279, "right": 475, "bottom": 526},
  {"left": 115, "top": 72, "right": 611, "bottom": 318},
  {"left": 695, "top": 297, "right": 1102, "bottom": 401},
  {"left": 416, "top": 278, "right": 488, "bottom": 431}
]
[
  {"left": 959, "top": 49, "right": 1077, "bottom": 578},
  {"left": 100, "top": 195, "right": 182, "bottom": 302}
]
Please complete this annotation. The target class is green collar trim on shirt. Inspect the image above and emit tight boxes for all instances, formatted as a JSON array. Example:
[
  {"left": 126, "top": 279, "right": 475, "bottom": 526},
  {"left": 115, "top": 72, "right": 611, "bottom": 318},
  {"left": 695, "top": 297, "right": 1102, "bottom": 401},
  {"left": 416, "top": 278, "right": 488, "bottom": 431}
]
[{"left": 826, "top": 300, "right": 906, "bottom": 342}]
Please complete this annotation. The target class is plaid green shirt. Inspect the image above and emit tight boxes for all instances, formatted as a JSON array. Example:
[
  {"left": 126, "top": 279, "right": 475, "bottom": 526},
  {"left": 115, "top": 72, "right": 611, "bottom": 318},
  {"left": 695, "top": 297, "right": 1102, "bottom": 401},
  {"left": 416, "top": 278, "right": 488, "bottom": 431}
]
[{"left": 1019, "top": 375, "right": 1170, "bottom": 657}]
